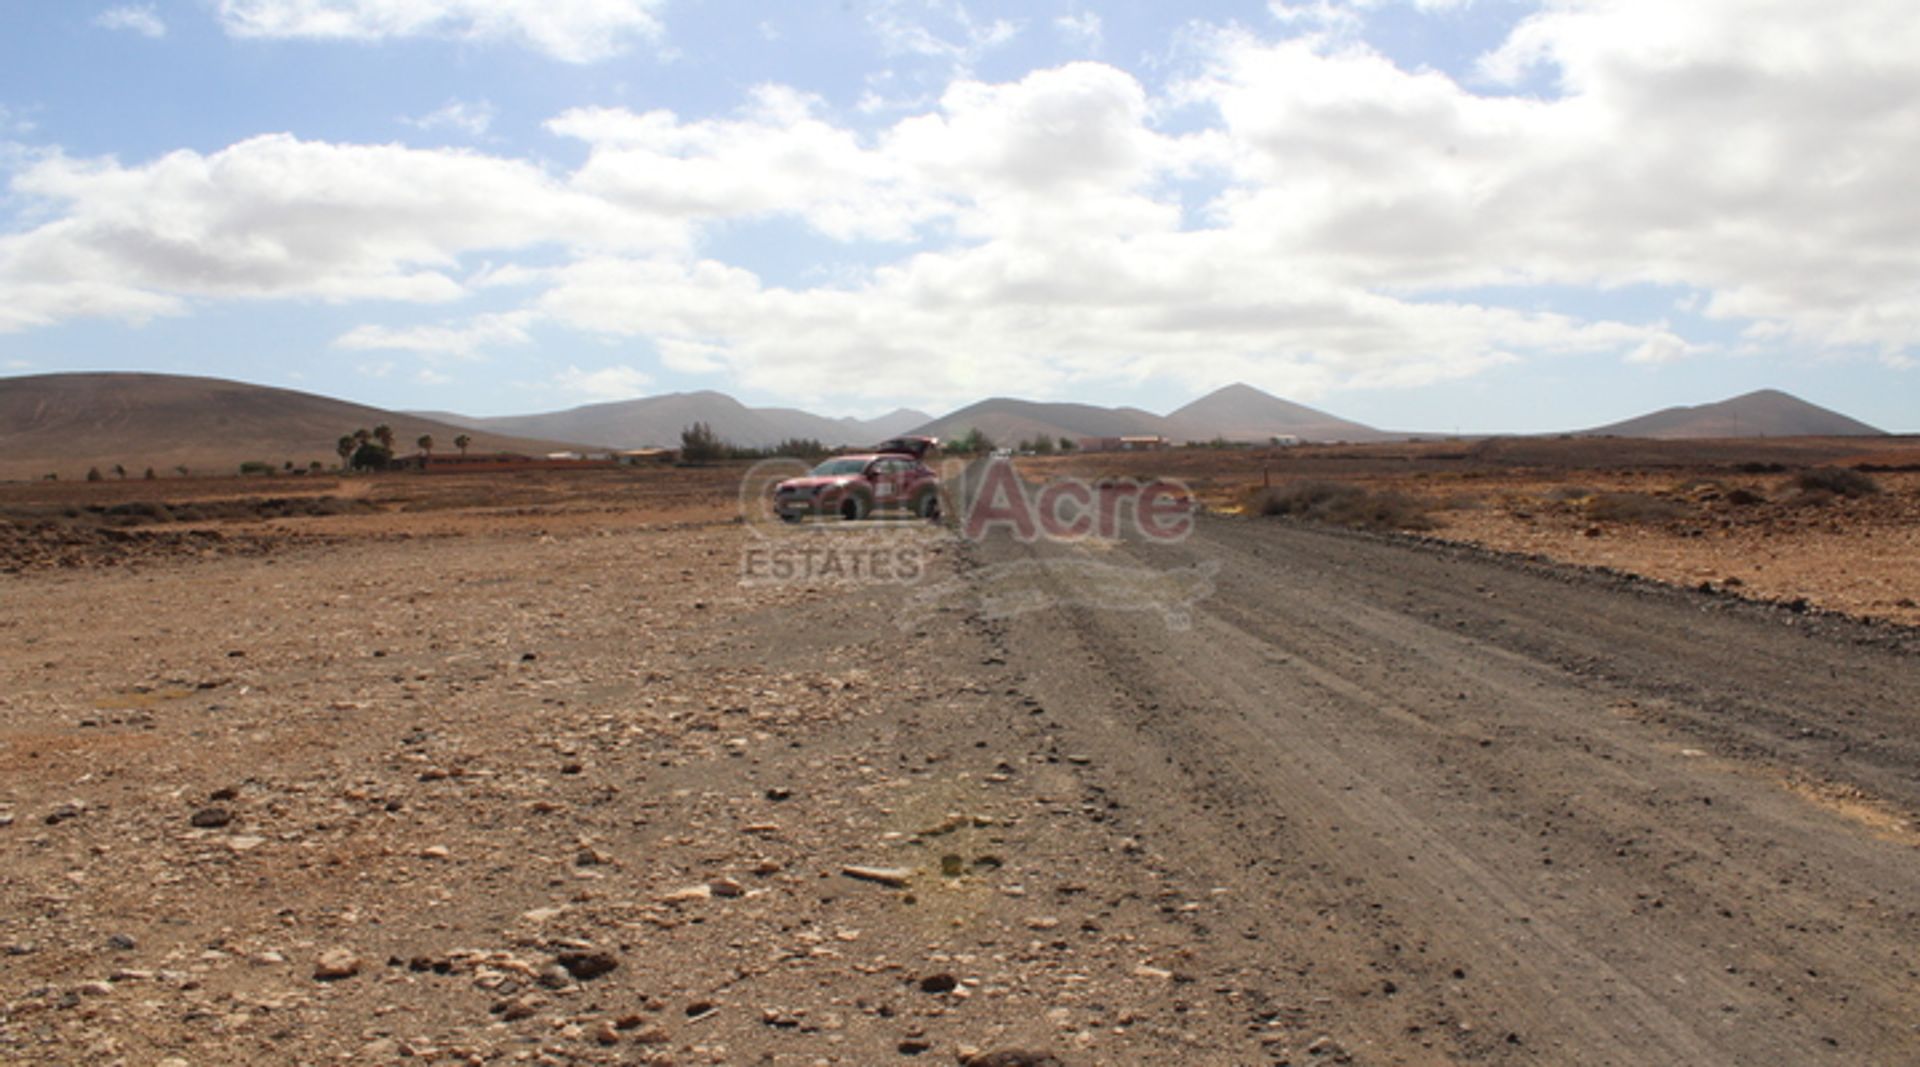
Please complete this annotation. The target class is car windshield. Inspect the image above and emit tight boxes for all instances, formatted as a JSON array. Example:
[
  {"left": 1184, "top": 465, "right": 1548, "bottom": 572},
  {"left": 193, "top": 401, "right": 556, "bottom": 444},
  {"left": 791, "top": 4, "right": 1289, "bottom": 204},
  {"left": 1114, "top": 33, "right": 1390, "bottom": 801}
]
[{"left": 810, "top": 458, "right": 868, "bottom": 476}]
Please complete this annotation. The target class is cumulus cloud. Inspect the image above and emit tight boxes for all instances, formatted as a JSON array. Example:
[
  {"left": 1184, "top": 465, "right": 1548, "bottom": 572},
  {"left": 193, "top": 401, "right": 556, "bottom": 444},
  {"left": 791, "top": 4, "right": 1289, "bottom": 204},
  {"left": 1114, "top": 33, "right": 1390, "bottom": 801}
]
[
  {"left": 93, "top": 4, "right": 166, "bottom": 38},
  {"left": 213, "top": 0, "right": 665, "bottom": 62},
  {"left": 0, "top": 134, "right": 683, "bottom": 329}
]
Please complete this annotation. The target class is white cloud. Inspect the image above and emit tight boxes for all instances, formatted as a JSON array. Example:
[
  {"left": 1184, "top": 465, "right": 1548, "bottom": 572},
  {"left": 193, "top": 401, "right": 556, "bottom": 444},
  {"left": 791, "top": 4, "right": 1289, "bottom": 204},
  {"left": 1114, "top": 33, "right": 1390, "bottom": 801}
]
[
  {"left": 5, "top": 359, "right": 31, "bottom": 370},
  {"left": 0, "top": 104, "right": 35, "bottom": 137},
  {"left": 867, "top": 1, "right": 1021, "bottom": 70},
  {"left": 551, "top": 362, "right": 651, "bottom": 400},
  {"left": 334, "top": 310, "right": 536, "bottom": 357},
  {"left": 403, "top": 98, "right": 494, "bottom": 137},
  {"left": 214, "top": 0, "right": 665, "bottom": 62},
  {"left": 94, "top": 4, "right": 166, "bottom": 38},
  {"left": 1054, "top": 12, "right": 1101, "bottom": 50},
  {"left": 7, "top": 1, "right": 1918, "bottom": 408},
  {"left": 0, "top": 134, "right": 683, "bottom": 330}
]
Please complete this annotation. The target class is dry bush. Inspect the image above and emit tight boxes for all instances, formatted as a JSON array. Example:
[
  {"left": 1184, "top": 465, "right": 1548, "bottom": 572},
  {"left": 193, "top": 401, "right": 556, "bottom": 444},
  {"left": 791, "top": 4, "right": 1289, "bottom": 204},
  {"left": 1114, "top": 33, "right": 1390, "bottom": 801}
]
[
  {"left": 1251, "top": 480, "right": 1436, "bottom": 532},
  {"left": 1793, "top": 467, "right": 1880, "bottom": 498},
  {"left": 1584, "top": 492, "right": 1687, "bottom": 524}
]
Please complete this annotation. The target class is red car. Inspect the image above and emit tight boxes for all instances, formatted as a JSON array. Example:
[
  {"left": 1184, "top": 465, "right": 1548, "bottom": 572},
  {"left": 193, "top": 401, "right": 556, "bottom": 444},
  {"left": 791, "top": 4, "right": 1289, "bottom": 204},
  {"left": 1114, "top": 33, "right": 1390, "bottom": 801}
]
[{"left": 773, "top": 438, "right": 940, "bottom": 521}]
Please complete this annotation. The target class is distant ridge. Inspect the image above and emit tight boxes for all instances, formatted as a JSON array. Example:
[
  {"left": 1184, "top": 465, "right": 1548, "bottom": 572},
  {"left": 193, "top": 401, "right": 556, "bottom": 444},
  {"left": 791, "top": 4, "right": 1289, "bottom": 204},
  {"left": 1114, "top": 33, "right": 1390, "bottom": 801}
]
[
  {"left": 1583, "top": 389, "right": 1884, "bottom": 439},
  {"left": 910, "top": 383, "right": 1382, "bottom": 445},
  {"left": 428, "top": 391, "right": 933, "bottom": 450},
  {"left": 910, "top": 398, "right": 1169, "bottom": 446},
  {"left": 0, "top": 372, "right": 583, "bottom": 481}
]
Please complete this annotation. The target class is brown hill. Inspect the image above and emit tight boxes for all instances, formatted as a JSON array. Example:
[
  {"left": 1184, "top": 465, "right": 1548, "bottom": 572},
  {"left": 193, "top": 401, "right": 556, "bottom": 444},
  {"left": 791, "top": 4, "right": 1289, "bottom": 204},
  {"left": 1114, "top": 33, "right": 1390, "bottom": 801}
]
[
  {"left": 1583, "top": 389, "right": 1884, "bottom": 439},
  {"left": 910, "top": 398, "right": 1170, "bottom": 447},
  {"left": 911, "top": 384, "right": 1382, "bottom": 446},
  {"left": 1165, "top": 383, "right": 1383, "bottom": 442},
  {"left": 424, "top": 392, "right": 932, "bottom": 450},
  {"left": 0, "top": 373, "right": 583, "bottom": 481}
]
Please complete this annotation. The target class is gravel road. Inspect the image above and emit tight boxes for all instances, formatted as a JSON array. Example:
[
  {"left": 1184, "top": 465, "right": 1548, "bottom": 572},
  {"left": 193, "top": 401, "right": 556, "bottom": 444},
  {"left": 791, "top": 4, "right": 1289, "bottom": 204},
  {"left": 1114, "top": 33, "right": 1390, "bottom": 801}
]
[{"left": 970, "top": 513, "right": 1920, "bottom": 1065}]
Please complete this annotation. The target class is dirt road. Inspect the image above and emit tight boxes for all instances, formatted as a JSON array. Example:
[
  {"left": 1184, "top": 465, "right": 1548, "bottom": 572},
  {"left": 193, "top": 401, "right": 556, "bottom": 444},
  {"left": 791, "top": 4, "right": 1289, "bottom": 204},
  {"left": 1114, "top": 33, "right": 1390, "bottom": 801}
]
[{"left": 970, "top": 514, "right": 1920, "bottom": 1064}]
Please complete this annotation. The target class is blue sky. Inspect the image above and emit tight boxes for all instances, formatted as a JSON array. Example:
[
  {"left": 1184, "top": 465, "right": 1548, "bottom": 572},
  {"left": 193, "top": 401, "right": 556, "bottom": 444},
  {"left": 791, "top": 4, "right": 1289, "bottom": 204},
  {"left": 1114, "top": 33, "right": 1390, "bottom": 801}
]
[{"left": 1, "top": 0, "right": 1914, "bottom": 432}]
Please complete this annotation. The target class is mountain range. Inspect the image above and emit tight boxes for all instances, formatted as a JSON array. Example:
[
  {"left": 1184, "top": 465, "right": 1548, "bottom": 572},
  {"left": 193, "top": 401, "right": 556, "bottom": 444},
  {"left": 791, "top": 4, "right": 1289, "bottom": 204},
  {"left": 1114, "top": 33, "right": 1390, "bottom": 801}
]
[
  {"left": 412, "top": 391, "right": 931, "bottom": 452},
  {"left": 0, "top": 372, "right": 1891, "bottom": 481}
]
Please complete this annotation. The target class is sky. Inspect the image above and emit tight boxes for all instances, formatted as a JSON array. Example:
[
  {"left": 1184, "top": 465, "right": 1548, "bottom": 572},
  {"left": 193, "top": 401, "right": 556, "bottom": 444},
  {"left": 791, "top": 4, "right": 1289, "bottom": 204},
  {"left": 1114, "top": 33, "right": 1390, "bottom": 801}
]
[{"left": 0, "top": 0, "right": 1915, "bottom": 433}]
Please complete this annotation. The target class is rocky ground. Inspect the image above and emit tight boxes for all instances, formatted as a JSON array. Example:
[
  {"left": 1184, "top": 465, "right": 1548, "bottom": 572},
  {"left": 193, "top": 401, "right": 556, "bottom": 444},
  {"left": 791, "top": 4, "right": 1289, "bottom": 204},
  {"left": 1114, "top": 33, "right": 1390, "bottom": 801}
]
[
  {"left": 1027, "top": 440, "right": 1920, "bottom": 627},
  {"left": 4, "top": 457, "right": 1916, "bottom": 1066},
  {"left": 0, "top": 473, "right": 1284, "bottom": 1065}
]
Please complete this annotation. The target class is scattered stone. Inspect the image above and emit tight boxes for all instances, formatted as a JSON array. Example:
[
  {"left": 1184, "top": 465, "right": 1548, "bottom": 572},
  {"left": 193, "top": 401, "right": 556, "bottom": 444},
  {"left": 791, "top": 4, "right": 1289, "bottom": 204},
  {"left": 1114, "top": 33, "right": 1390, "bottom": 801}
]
[
  {"left": 709, "top": 877, "right": 745, "bottom": 898},
  {"left": 313, "top": 949, "right": 361, "bottom": 981},
  {"left": 843, "top": 864, "right": 914, "bottom": 888},
  {"left": 660, "top": 884, "right": 712, "bottom": 904},
  {"left": 632, "top": 1023, "right": 671, "bottom": 1044},
  {"left": 420, "top": 844, "right": 451, "bottom": 860},
  {"left": 106, "top": 933, "right": 137, "bottom": 951},
  {"left": 494, "top": 994, "right": 543, "bottom": 1021},
  {"left": 592, "top": 1019, "right": 621, "bottom": 1045},
  {"left": 537, "top": 964, "right": 573, "bottom": 989},
  {"left": 75, "top": 980, "right": 113, "bottom": 997},
  {"left": 918, "top": 973, "right": 958, "bottom": 994},
  {"left": 555, "top": 950, "right": 619, "bottom": 981},
  {"left": 189, "top": 806, "right": 232, "bottom": 828},
  {"left": 45, "top": 802, "right": 84, "bottom": 826},
  {"left": 962, "top": 1051, "right": 1066, "bottom": 1067}
]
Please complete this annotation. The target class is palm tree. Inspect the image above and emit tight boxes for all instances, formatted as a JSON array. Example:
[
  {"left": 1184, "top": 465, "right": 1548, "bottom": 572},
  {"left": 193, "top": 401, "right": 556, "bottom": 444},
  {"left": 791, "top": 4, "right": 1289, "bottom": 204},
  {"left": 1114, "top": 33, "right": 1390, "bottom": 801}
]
[
  {"left": 372, "top": 424, "right": 395, "bottom": 452},
  {"left": 112, "top": 464, "right": 126, "bottom": 479},
  {"left": 337, "top": 435, "right": 355, "bottom": 469},
  {"left": 416, "top": 433, "right": 434, "bottom": 456},
  {"left": 454, "top": 433, "right": 472, "bottom": 456}
]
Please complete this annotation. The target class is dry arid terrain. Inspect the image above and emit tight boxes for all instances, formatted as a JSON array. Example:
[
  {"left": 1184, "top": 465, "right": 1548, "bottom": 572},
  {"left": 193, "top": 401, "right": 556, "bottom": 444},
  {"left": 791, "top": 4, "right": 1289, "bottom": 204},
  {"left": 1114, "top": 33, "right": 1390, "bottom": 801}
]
[
  {"left": 1, "top": 468, "right": 1273, "bottom": 1065},
  {"left": 1027, "top": 435, "right": 1920, "bottom": 627},
  {"left": 2, "top": 447, "right": 1918, "bottom": 1066}
]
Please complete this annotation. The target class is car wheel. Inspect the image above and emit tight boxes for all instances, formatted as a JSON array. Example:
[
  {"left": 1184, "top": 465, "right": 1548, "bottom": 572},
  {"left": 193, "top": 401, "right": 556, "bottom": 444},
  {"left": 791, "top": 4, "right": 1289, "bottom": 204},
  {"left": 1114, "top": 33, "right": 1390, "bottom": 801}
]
[
  {"left": 913, "top": 490, "right": 942, "bottom": 521},
  {"left": 839, "top": 495, "right": 868, "bottom": 521}
]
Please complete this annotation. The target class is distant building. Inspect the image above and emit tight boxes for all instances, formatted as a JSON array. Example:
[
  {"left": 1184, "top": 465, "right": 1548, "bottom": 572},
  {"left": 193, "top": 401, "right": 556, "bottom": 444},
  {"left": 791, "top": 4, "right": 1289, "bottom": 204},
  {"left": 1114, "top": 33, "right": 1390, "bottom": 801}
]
[{"left": 1081, "top": 435, "right": 1171, "bottom": 451}]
